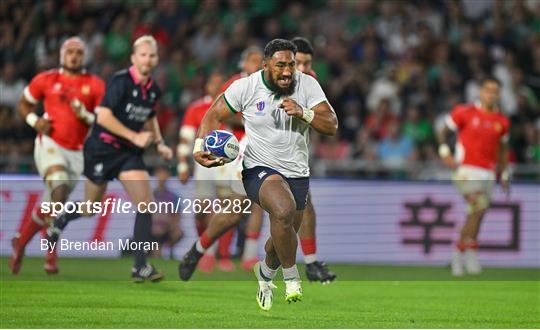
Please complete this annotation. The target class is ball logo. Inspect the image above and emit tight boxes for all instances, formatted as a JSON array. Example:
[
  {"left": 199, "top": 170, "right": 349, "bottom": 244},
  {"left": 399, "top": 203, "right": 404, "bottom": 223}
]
[{"left": 204, "top": 130, "right": 239, "bottom": 161}]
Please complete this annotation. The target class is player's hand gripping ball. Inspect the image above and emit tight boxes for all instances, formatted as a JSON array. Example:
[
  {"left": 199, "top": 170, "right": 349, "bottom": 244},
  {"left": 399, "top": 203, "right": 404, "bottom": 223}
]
[{"left": 204, "top": 130, "right": 239, "bottom": 163}]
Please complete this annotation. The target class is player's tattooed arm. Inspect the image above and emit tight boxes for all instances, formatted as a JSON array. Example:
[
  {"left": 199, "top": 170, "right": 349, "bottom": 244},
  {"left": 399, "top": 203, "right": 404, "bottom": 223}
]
[
  {"left": 17, "top": 94, "right": 51, "bottom": 135},
  {"left": 96, "top": 106, "right": 153, "bottom": 148},
  {"left": 280, "top": 98, "right": 338, "bottom": 136},
  {"left": 193, "top": 94, "right": 234, "bottom": 168}
]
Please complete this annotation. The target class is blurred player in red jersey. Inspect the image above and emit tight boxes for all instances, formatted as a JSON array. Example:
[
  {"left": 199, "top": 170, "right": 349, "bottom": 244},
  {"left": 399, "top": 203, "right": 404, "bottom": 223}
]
[
  {"left": 177, "top": 47, "right": 263, "bottom": 276},
  {"left": 10, "top": 37, "right": 105, "bottom": 274},
  {"left": 290, "top": 37, "right": 336, "bottom": 283},
  {"left": 438, "top": 77, "right": 510, "bottom": 276},
  {"left": 176, "top": 71, "right": 227, "bottom": 272},
  {"left": 217, "top": 46, "right": 264, "bottom": 272}
]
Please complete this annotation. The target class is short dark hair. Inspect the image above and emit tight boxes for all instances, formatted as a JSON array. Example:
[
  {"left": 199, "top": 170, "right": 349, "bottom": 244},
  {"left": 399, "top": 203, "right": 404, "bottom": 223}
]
[
  {"left": 263, "top": 39, "right": 297, "bottom": 59},
  {"left": 481, "top": 76, "right": 501, "bottom": 87},
  {"left": 291, "top": 37, "right": 313, "bottom": 55}
]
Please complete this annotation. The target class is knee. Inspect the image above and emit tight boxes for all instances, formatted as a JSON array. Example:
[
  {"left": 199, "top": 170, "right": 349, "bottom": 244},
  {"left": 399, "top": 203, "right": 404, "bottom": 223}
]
[
  {"left": 270, "top": 201, "right": 296, "bottom": 227},
  {"left": 466, "top": 193, "right": 490, "bottom": 214},
  {"left": 46, "top": 170, "right": 70, "bottom": 200}
]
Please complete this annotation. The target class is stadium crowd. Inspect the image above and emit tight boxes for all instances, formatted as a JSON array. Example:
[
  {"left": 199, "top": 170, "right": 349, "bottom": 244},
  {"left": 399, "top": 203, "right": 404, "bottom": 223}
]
[{"left": 1, "top": 0, "right": 539, "bottom": 177}]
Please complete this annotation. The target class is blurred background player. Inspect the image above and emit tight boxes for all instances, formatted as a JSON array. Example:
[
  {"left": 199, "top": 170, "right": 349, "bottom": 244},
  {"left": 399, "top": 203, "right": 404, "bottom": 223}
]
[
  {"left": 10, "top": 37, "right": 104, "bottom": 275},
  {"left": 192, "top": 39, "right": 338, "bottom": 310},
  {"left": 218, "top": 46, "right": 264, "bottom": 272},
  {"left": 438, "top": 77, "right": 510, "bottom": 276},
  {"left": 178, "top": 147, "right": 250, "bottom": 281},
  {"left": 151, "top": 165, "right": 182, "bottom": 259},
  {"left": 177, "top": 47, "right": 264, "bottom": 273},
  {"left": 176, "top": 71, "right": 228, "bottom": 272},
  {"left": 46, "top": 35, "right": 173, "bottom": 282},
  {"left": 292, "top": 37, "right": 337, "bottom": 283}
]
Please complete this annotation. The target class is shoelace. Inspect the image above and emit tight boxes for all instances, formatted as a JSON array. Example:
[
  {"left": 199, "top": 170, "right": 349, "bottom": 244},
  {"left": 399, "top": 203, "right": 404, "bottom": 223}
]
[{"left": 260, "top": 281, "right": 277, "bottom": 292}]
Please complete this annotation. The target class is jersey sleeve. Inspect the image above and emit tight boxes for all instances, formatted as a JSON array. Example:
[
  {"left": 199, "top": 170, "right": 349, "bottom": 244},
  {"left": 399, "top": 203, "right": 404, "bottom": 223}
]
[
  {"left": 303, "top": 74, "right": 328, "bottom": 110},
  {"left": 24, "top": 73, "right": 47, "bottom": 104},
  {"left": 100, "top": 74, "right": 125, "bottom": 112},
  {"left": 92, "top": 77, "right": 106, "bottom": 112},
  {"left": 446, "top": 104, "right": 467, "bottom": 131},
  {"left": 182, "top": 105, "right": 198, "bottom": 127},
  {"left": 223, "top": 78, "right": 248, "bottom": 113}
]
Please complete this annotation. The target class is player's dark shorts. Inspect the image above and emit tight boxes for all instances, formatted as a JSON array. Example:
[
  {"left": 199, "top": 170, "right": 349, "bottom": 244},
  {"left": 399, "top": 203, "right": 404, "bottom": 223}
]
[
  {"left": 83, "top": 135, "right": 146, "bottom": 184},
  {"left": 242, "top": 166, "right": 309, "bottom": 210}
]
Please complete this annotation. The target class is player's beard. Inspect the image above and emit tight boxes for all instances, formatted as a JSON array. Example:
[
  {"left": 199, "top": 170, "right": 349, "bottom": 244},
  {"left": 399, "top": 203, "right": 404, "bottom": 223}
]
[
  {"left": 62, "top": 63, "right": 84, "bottom": 74},
  {"left": 267, "top": 73, "right": 296, "bottom": 96}
]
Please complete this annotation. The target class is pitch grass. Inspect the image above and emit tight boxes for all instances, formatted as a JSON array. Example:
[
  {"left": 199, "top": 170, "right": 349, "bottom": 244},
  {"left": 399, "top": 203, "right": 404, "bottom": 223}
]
[{"left": 1, "top": 257, "right": 539, "bottom": 328}]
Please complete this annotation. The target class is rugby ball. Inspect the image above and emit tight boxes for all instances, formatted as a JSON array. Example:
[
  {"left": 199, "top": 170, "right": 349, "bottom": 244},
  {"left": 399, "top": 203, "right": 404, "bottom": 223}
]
[{"left": 204, "top": 130, "right": 239, "bottom": 162}]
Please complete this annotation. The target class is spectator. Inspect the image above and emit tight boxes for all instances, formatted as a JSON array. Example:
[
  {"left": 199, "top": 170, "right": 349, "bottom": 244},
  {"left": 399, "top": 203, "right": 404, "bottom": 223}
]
[
  {"left": 402, "top": 106, "right": 434, "bottom": 147},
  {"left": 0, "top": 62, "right": 26, "bottom": 109},
  {"left": 377, "top": 121, "right": 417, "bottom": 168},
  {"left": 364, "top": 98, "right": 398, "bottom": 140}
]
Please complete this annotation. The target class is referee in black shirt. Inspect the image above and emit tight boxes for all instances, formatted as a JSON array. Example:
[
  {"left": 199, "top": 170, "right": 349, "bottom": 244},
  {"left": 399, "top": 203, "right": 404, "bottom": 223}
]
[{"left": 47, "top": 35, "right": 173, "bottom": 282}]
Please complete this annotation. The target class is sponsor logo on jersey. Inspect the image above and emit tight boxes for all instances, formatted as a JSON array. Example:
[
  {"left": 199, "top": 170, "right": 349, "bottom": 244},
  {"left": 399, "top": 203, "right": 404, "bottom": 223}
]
[
  {"left": 81, "top": 85, "right": 90, "bottom": 95},
  {"left": 94, "top": 163, "right": 103, "bottom": 176},
  {"left": 255, "top": 101, "right": 266, "bottom": 116}
]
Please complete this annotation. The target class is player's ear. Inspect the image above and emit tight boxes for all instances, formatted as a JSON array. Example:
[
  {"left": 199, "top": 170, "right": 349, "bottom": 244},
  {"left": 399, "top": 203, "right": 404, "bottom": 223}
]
[{"left": 130, "top": 53, "right": 135, "bottom": 65}]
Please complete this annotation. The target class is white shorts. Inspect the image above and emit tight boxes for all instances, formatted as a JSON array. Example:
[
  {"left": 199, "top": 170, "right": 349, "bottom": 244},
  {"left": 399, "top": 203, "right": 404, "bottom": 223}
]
[
  {"left": 193, "top": 137, "right": 248, "bottom": 197},
  {"left": 452, "top": 165, "right": 495, "bottom": 197},
  {"left": 193, "top": 163, "right": 218, "bottom": 199},
  {"left": 34, "top": 135, "right": 83, "bottom": 180}
]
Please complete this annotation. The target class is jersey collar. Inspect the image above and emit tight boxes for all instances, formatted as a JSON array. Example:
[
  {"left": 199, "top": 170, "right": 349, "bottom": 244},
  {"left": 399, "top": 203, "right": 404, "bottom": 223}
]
[
  {"left": 261, "top": 70, "right": 272, "bottom": 92},
  {"left": 129, "top": 65, "right": 153, "bottom": 91},
  {"left": 260, "top": 70, "right": 282, "bottom": 99}
]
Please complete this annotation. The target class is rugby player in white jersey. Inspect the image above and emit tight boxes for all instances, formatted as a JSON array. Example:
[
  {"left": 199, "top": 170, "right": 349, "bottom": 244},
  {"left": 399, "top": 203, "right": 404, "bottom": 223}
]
[{"left": 192, "top": 39, "right": 338, "bottom": 310}]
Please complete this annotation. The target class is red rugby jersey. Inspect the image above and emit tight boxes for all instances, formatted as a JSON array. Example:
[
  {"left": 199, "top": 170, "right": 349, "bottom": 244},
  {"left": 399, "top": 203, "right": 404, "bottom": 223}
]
[
  {"left": 24, "top": 69, "right": 105, "bottom": 150},
  {"left": 446, "top": 102, "right": 510, "bottom": 171}
]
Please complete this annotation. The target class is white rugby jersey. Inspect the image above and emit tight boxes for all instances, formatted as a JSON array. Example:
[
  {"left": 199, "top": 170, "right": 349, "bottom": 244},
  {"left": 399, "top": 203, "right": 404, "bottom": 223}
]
[{"left": 223, "top": 70, "right": 328, "bottom": 178}]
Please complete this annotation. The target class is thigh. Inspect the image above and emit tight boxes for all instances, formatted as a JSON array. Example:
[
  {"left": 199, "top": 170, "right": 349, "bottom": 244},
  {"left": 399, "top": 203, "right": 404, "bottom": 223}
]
[
  {"left": 119, "top": 170, "right": 154, "bottom": 205},
  {"left": 453, "top": 166, "right": 494, "bottom": 200},
  {"left": 34, "top": 135, "right": 69, "bottom": 177},
  {"left": 84, "top": 179, "right": 108, "bottom": 203},
  {"left": 258, "top": 174, "right": 296, "bottom": 216}
]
